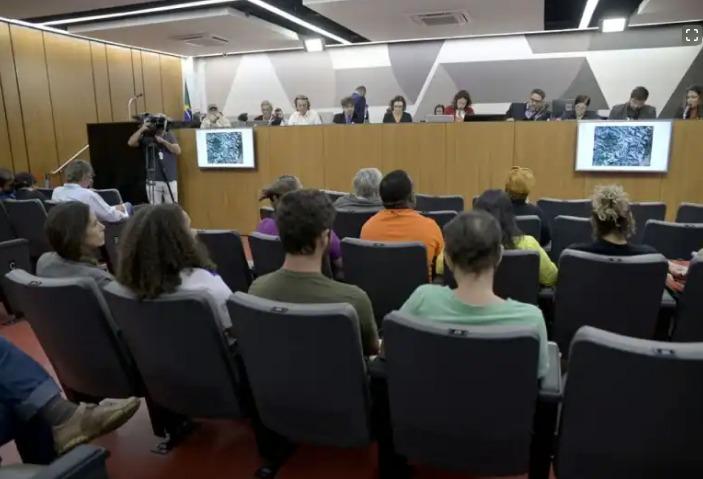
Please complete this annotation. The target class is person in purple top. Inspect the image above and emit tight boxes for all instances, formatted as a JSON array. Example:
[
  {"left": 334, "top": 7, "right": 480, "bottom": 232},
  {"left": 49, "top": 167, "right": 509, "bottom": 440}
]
[{"left": 257, "top": 175, "right": 343, "bottom": 269}]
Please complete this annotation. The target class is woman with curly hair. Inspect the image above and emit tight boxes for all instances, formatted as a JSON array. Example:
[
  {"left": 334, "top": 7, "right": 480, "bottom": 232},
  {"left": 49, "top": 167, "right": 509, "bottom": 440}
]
[
  {"left": 444, "top": 90, "right": 474, "bottom": 122},
  {"left": 116, "top": 204, "right": 233, "bottom": 328},
  {"left": 571, "top": 185, "right": 657, "bottom": 256}
]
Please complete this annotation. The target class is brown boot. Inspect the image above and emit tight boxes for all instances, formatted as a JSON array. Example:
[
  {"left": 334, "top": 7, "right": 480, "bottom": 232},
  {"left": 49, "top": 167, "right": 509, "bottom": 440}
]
[{"left": 52, "top": 397, "right": 140, "bottom": 455}]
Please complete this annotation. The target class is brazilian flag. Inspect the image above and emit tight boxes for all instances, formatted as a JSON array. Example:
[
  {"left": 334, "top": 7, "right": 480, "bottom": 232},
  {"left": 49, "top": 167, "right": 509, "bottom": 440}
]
[{"left": 184, "top": 83, "right": 193, "bottom": 121}]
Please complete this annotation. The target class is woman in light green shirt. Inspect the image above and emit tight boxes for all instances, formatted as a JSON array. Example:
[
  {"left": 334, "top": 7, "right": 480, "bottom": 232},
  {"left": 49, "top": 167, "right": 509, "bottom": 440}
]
[
  {"left": 474, "top": 189, "right": 557, "bottom": 286},
  {"left": 401, "top": 211, "right": 549, "bottom": 378}
]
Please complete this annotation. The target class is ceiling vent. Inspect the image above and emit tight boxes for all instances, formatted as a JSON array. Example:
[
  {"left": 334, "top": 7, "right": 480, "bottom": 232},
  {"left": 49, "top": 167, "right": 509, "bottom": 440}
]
[
  {"left": 173, "top": 33, "right": 230, "bottom": 47},
  {"left": 411, "top": 11, "right": 469, "bottom": 27}
]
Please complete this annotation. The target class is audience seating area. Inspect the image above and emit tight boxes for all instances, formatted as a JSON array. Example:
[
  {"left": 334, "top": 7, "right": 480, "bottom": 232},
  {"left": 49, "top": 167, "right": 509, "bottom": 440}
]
[{"left": 1, "top": 191, "right": 703, "bottom": 477}]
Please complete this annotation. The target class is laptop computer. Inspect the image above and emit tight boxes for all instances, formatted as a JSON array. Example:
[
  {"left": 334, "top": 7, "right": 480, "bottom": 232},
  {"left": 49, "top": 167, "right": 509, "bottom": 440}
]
[{"left": 425, "top": 115, "right": 455, "bottom": 123}]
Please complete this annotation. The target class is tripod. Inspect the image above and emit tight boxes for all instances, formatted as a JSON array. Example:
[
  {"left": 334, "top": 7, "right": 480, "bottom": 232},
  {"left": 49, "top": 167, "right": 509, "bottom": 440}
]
[{"left": 144, "top": 141, "right": 176, "bottom": 204}]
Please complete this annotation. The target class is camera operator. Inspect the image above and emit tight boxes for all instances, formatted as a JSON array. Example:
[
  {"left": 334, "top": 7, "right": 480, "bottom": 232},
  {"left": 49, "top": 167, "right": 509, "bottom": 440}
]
[
  {"left": 200, "top": 104, "right": 231, "bottom": 129},
  {"left": 127, "top": 114, "right": 181, "bottom": 204}
]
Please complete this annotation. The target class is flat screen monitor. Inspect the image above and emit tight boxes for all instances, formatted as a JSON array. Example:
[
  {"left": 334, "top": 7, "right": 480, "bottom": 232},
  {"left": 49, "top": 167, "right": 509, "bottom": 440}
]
[
  {"left": 196, "top": 128, "right": 256, "bottom": 169},
  {"left": 575, "top": 120, "right": 672, "bottom": 173}
]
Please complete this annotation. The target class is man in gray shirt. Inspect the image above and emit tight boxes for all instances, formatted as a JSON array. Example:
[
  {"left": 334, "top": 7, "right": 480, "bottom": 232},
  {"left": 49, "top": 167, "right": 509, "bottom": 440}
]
[
  {"left": 608, "top": 86, "right": 657, "bottom": 120},
  {"left": 333, "top": 168, "right": 383, "bottom": 212}
]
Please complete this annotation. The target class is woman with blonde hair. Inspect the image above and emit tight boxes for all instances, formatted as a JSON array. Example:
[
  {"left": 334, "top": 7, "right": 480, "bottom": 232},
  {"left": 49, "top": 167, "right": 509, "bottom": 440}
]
[
  {"left": 505, "top": 166, "right": 550, "bottom": 246},
  {"left": 571, "top": 184, "right": 657, "bottom": 256}
]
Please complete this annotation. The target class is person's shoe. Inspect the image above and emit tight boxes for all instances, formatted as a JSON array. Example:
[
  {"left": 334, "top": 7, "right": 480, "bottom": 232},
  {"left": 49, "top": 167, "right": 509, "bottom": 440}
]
[{"left": 53, "top": 397, "right": 140, "bottom": 455}]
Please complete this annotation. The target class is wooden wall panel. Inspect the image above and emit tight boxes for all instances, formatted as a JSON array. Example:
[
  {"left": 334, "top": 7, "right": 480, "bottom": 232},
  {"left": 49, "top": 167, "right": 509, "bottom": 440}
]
[
  {"left": 106, "top": 45, "right": 135, "bottom": 123},
  {"left": 514, "top": 122, "right": 585, "bottom": 200},
  {"left": 267, "top": 126, "right": 325, "bottom": 187},
  {"left": 44, "top": 32, "right": 97, "bottom": 165},
  {"left": 445, "top": 122, "right": 515, "bottom": 206},
  {"left": 130, "top": 50, "right": 146, "bottom": 114},
  {"left": 0, "top": 23, "right": 28, "bottom": 171},
  {"left": 90, "top": 42, "right": 112, "bottom": 122},
  {"left": 0, "top": 79, "right": 12, "bottom": 170},
  {"left": 141, "top": 51, "right": 164, "bottom": 115},
  {"left": 322, "top": 124, "right": 382, "bottom": 192},
  {"left": 10, "top": 25, "right": 58, "bottom": 177},
  {"left": 159, "top": 55, "right": 182, "bottom": 120},
  {"left": 661, "top": 120, "right": 703, "bottom": 221}
]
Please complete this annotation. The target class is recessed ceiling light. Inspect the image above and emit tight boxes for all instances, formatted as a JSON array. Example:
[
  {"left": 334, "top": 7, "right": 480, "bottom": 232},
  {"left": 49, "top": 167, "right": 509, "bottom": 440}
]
[
  {"left": 601, "top": 17, "right": 627, "bottom": 33},
  {"left": 304, "top": 38, "right": 324, "bottom": 52},
  {"left": 578, "top": 0, "right": 600, "bottom": 29}
]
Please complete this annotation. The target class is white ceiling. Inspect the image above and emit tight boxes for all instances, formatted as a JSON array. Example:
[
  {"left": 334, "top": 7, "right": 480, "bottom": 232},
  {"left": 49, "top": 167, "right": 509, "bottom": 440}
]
[
  {"left": 303, "top": 0, "right": 545, "bottom": 42},
  {"left": 0, "top": 0, "right": 147, "bottom": 19},
  {"left": 630, "top": 0, "right": 703, "bottom": 25},
  {"left": 67, "top": 7, "right": 301, "bottom": 56}
]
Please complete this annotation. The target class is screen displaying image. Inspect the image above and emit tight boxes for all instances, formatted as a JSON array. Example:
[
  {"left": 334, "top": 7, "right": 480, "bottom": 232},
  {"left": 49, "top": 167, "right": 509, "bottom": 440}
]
[
  {"left": 576, "top": 121, "right": 671, "bottom": 173},
  {"left": 196, "top": 128, "right": 256, "bottom": 169}
]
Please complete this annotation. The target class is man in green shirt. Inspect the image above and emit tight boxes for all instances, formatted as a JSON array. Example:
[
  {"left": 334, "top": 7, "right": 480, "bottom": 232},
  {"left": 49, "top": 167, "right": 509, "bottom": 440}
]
[
  {"left": 400, "top": 211, "right": 549, "bottom": 378},
  {"left": 249, "top": 189, "right": 380, "bottom": 356}
]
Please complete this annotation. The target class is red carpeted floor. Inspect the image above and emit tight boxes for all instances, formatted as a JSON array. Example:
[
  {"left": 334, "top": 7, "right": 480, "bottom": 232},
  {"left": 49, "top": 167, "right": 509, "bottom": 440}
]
[{"left": 0, "top": 318, "right": 541, "bottom": 479}]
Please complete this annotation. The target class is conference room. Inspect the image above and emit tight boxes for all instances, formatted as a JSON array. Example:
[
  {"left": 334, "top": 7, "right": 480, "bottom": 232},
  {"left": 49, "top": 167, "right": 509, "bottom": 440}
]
[{"left": 0, "top": 0, "right": 702, "bottom": 478}]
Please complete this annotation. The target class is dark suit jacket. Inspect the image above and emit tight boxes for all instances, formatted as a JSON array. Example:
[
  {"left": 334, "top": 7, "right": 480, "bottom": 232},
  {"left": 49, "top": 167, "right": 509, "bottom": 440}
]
[
  {"left": 383, "top": 112, "right": 413, "bottom": 123},
  {"left": 560, "top": 110, "right": 601, "bottom": 120},
  {"left": 506, "top": 102, "right": 551, "bottom": 121},
  {"left": 608, "top": 103, "right": 657, "bottom": 120},
  {"left": 333, "top": 113, "right": 357, "bottom": 124}
]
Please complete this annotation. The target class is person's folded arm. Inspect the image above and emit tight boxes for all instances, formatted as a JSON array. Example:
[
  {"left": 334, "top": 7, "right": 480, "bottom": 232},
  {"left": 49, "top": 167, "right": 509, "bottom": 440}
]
[{"left": 89, "top": 192, "right": 127, "bottom": 223}]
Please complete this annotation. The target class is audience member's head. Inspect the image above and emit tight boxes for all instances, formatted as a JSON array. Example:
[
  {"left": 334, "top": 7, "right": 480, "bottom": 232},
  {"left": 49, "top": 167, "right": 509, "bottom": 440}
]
[
  {"left": 434, "top": 104, "right": 445, "bottom": 115},
  {"left": 261, "top": 100, "right": 273, "bottom": 119},
  {"left": 117, "top": 204, "right": 213, "bottom": 299},
  {"left": 685, "top": 84, "right": 702, "bottom": 109},
  {"left": 452, "top": 90, "right": 473, "bottom": 111},
  {"left": 629, "top": 86, "right": 649, "bottom": 110},
  {"left": 379, "top": 170, "right": 414, "bottom": 209},
  {"left": 474, "top": 189, "right": 521, "bottom": 249},
  {"left": 206, "top": 104, "right": 221, "bottom": 119},
  {"left": 352, "top": 168, "right": 382, "bottom": 201},
  {"left": 355, "top": 85, "right": 367, "bottom": 97},
  {"left": 0, "top": 168, "right": 14, "bottom": 193},
  {"left": 294, "top": 95, "right": 311, "bottom": 114},
  {"left": 45, "top": 201, "right": 104, "bottom": 263},
  {"left": 528, "top": 88, "right": 546, "bottom": 111},
  {"left": 389, "top": 95, "right": 407, "bottom": 115},
  {"left": 276, "top": 189, "right": 336, "bottom": 260},
  {"left": 591, "top": 184, "right": 635, "bottom": 242},
  {"left": 237, "top": 113, "right": 248, "bottom": 122},
  {"left": 65, "top": 160, "right": 94, "bottom": 188},
  {"left": 444, "top": 211, "right": 502, "bottom": 278},
  {"left": 259, "top": 175, "right": 302, "bottom": 209},
  {"left": 13, "top": 172, "right": 36, "bottom": 190},
  {"left": 505, "top": 166, "right": 536, "bottom": 202},
  {"left": 341, "top": 96, "right": 355, "bottom": 117}
]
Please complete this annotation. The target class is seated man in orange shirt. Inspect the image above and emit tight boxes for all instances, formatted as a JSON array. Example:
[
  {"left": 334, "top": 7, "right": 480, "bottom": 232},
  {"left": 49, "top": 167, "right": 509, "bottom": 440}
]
[{"left": 361, "top": 169, "right": 444, "bottom": 275}]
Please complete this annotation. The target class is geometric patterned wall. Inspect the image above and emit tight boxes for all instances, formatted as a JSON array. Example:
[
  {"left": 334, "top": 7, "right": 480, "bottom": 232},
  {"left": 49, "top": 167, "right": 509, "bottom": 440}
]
[{"left": 190, "top": 24, "right": 702, "bottom": 123}]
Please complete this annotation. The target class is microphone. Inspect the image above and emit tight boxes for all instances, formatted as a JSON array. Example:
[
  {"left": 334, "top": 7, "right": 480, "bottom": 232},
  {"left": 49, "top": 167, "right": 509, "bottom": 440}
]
[{"left": 683, "top": 105, "right": 690, "bottom": 119}]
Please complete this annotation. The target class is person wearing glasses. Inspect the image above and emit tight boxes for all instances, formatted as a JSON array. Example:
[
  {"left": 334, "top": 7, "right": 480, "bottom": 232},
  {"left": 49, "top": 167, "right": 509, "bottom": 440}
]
[
  {"left": 506, "top": 88, "right": 551, "bottom": 121},
  {"left": 287, "top": 95, "right": 322, "bottom": 126}
]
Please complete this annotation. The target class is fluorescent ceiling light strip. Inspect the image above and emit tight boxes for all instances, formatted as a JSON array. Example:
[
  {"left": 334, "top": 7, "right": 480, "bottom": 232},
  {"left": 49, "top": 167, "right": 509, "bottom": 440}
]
[
  {"left": 246, "top": 0, "right": 351, "bottom": 45},
  {"left": 578, "top": 0, "right": 600, "bottom": 29},
  {"left": 42, "top": 0, "right": 234, "bottom": 26},
  {"left": 0, "top": 16, "right": 184, "bottom": 57}
]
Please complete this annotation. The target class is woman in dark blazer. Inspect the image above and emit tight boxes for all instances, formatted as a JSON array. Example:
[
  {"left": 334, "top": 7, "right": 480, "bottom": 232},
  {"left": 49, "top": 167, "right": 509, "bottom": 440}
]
[
  {"left": 560, "top": 95, "right": 600, "bottom": 120},
  {"left": 383, "top": 96, "right": 413, "bottom": 123}
]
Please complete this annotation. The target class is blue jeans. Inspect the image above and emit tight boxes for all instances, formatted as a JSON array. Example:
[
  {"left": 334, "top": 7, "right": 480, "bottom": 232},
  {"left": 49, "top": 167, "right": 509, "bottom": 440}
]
[{"left": 0, "top": 336, "right": 60, "bottom": 462}]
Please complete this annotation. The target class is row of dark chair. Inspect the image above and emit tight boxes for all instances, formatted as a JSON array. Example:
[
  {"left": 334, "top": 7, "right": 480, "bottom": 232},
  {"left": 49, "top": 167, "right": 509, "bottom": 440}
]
[{"left": 6, "top": 266, "right": 703, "bottom": 477}]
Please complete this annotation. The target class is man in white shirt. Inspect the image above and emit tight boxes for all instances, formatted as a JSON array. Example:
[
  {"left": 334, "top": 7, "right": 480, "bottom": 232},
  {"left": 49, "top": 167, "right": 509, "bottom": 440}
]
[
  {"left": 52, "top": 160, "right": 129, "bottom": 223},
  {"left": 199, "top": 104, "right": 231, "bottom": 129},
  {"left": 287, "top": 95, "right": 322, "bottom": 126}
]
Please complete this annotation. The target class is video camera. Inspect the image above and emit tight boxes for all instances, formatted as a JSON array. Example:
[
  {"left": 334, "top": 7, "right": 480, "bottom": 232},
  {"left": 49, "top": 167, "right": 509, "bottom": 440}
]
[{"left": 142, "top": 113, "right": 168, "bottom": 135}]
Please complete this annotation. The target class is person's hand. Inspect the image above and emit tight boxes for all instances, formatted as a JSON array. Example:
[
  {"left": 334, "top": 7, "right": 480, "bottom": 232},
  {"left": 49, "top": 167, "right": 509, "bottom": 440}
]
[
  {"left": 506, "top": 117, "right": 515, "bottom": 122},
  {"left": 154, "top": 135, "right": 165, "bottom": 145},
  {"left": 115, "top": 204, "right": 126, "bottom": 213}
]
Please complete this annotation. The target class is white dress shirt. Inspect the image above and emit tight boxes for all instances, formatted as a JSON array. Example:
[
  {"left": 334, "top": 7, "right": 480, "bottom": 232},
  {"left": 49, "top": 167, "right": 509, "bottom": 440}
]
[
  {"left": 52, "top": 183, "right": 128, "bottom": 223},
  {"left": 178, "top": 268, "right": 233, "bottom": 329},
  {"left": 287, "top": 110, "right": 322, "bottom": 126}
]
